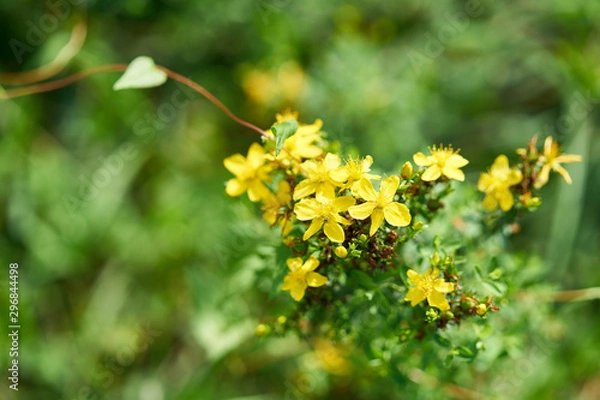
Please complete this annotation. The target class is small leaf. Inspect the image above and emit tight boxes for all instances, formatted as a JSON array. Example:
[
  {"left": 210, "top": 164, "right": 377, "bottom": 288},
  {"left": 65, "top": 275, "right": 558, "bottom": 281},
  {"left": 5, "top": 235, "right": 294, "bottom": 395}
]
[
  {"left": 113, "top": 56, "right": 168, "bottom": 91},
  {"left": 454, "top": 345, "right": 475, "bottom": 359},
  {"left": 271, "top": 119, "right": 298, "bottom": 156}
]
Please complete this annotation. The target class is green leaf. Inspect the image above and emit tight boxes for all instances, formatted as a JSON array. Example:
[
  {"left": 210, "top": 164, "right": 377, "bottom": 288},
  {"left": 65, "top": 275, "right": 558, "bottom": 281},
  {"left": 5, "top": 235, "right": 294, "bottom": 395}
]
[
  {"left": 271, "top": 119, "right": 298, "bottom": 156},
  {"left": 113, "top": 56, "right": 168, "bottom": 91},
  {"left": 454, "top": 345, "right": 475, "bottom": 359},
  {"left": 349, "top": 270, "right": 377, "bottom": 290}
]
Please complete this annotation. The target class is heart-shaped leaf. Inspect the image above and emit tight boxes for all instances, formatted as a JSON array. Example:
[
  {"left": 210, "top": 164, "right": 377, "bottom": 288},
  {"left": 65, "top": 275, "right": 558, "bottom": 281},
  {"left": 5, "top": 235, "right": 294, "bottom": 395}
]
[
  {"left": 271, "top": 119, "right": 298, "bottom": 156},
  {"left": 113, "top": 56, "right": 168, "bottom": 91}
]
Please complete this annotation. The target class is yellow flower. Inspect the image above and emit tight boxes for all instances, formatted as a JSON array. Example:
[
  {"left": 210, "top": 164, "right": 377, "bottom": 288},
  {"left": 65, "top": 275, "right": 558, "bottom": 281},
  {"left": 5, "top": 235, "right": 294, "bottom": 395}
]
[
  {"left": 413, "top": 145, "right": 469, "bottom": 181},
  {"left": 294, "top": 195, "right": 356, "bottom": 242},
  {"left": 535, "top": 136, "right": 582, "bottom": 188},
  {"left": 261, "top": 180, "right": 293, "bottom": 235},
  {"left": 348, "top": 176, "right": 411, "bottom": 236},
  {"left": 313, "top": 338, "right": 351, "bottom": 375},
  {"left": 404, "top": 268, "right": 454, "bottom": 311},
  {"left": 224, "top": 143, "right": 273, "bottom": 202},
  {"left": 282, "top": 256, "right": 328, "bottom": 301},
  {"left": 478, "top": 155, "right": 523, "bottom": 211},
  {"left": 293, "top": 153, "right": 349, "bottom": 200},
  {"left": 341, "top": 155, "right": 381, "bottom": 195}
]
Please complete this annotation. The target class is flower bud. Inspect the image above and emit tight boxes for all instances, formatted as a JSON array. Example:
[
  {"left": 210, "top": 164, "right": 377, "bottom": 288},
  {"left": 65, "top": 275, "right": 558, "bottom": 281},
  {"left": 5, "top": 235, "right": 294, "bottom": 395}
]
[
  {"left": 358, "top": 234, "right": 368, "bottom": 243},
  {"left": 255, "top": 323, "right": 270, "bottom": 336},
  {"left": 334, "top": 245, "right": 348, "bottom": 258},
  {"left": 476, "top": 304, "right": 487, "bottom": 316},
  {"left": 277, "top": 316, "right": 287, "bottom": 325},
  {"left": 431, "top": 252, "right": 441, "bottom": 266},
  {"left": 401, "top": 161, "right": 413, "bottom": 179}
]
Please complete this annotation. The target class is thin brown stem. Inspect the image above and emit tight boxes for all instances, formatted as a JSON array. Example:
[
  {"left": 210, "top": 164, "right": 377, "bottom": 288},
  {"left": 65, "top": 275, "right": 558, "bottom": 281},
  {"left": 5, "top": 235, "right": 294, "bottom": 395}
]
[
  {"left": 157, "top": 66, "right": 267, "bottom": 137},
  {"left": 0, "top": 63, "right": 268, "bottom": 138}
]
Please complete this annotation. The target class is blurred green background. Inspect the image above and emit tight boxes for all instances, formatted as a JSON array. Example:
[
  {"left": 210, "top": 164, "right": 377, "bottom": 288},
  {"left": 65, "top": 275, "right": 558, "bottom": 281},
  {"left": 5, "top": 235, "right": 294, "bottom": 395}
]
[{"left": 0, "top": 0, "right": 598, "bottom": 399}]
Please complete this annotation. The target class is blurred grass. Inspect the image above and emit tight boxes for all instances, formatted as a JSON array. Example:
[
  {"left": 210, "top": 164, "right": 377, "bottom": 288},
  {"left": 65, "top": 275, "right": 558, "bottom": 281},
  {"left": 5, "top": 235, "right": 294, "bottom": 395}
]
[{"left": 0, "top": 0, "right": 599, "bottom": 399}]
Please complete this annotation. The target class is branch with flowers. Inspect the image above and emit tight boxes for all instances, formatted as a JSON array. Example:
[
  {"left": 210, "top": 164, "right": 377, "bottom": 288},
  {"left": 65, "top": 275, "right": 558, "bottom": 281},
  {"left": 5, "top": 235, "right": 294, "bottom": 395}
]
[{"left": 223, "top": 108, "right": 583, "bottom": 365}]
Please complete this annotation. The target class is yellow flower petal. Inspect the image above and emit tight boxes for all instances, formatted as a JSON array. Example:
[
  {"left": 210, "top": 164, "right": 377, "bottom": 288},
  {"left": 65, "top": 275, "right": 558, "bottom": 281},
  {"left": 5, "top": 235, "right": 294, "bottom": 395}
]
[
  {"left": 554, "top": 164, "right": 573, "bottom": 184},
  {"left": 379, "top": 176, "right": 400, "bottom": 203},
  {"left": 369, "top": 208, "right": 385, "bottom": 236},
  {"left": 290, "top": 282, "right": 307, "bottom": 301},
  {"left": 433, "top": 279, "right": 454, "bottom": 293},
  {"left": 306, "top": 272, "right": 328, "bottom": 287},
  {"left": 315, "top": 183, "right": 336, "bottom": 202},
  {"left": 286, "top": 258, "right": 303, "bottom": 271},
  {"left": 324, "top": 221, "right": 345, "bottom": 243},
  {"left": 303, "top": 218, "right": 324, "bottom": 240},
  {"left": 498, "top": 190, "right": 514, "bottom": 212},
  {"left": 556, "top": 154, "right": 583, "bottom": 163},
  {"left": 225, "top": 178, "right": 247, "bottom": 197},
  {"left": 348, "top": 202, "right": 376, "bottom": 220},
  {"left": 293, "top": 179, "right": 318, "bottom": 200},
  {"left": 383, "top": 202, "right": 411, "bottom": 227},
  {"left": 355, "top": 178, "right": 378, "bottom": 202},
  {"left": 491, "top": 155, "right": 509, "bottom": 172},
  {"left": 535, "top": 164, "right": 551, "bottom": 188},
  {"left": 247, "top": 180, "right": 269, "bottom": 202},
  {"left": 332, "top": 196, "right": 356, "bottom": 212},
  {"left": 294, "top": 198, "right": 319, "bottom": 220},
  {"left": 406, "top": 269, "right": 420, "bottom": 283},
  {"left": 323, "top": 153, "right": 342, "bottom": 169},
  {"left": 441, "top": 166, "right": 465, "bottom": 181},
  {"left": 223, "top": 154, "right": 248, "bottom": 176},
  {"left": 421, "top": 165, "right": 442, "bottom": 181},
  {"left": 477, "top": 172, "right": 493, "bottom": 192},
  {"left": 445, "top": 154, "right": 469, "bottom": 168},
  {"left": 329, "top": 167, "right": 350, "bottom": 183},
  {"left": 246, "top": 143, "right": 266, "bottom": 167},
  {"left": 405, "top": 287, "right": 426, "bottom": 306},
  {"left": 482, "top": 193, "right": 498, "bottom": 211},
  {"left": 413, "top": 152, "right": 432, "bottom": 167},
  {"left": 427, "top": 290, "right": 450, "bottom": 311},
  {"left": 302, "top": 256, "right": 320, "bottom": 272},
  {"left": 507, "top": 169, "right": 523, "bottom": 186}
]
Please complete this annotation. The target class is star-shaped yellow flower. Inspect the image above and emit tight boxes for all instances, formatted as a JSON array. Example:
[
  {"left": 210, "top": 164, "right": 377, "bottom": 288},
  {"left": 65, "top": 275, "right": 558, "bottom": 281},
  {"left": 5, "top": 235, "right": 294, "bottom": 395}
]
[
  {"left": 535, "top": 136, "right": 582, "bottom": 188},
  {"left": 478, "top": 155, "right": 523, "bottom": 211},
  {"left": 282, "top": 257, "right": 328, "bottom": 301},
  {"left": 294, "top": 195, "right": 356, "bottom": 242},
  {"left": 224, "top": 143, "right": 273, "bottom": 202},
  {"left": 404, "top": 268, "right": 454, "bottom": 311},
  {"left": 413, "top": 145, "right": 469, "bottom": 181},
  {"left": 348, "top": 176, "right": 411, "bottom": 236},
  {"left": 293, "top": 153, "right": 349, "bottom": 200},
  {"left": 341, "top": 155, "right": 381, "bottom": 195}
]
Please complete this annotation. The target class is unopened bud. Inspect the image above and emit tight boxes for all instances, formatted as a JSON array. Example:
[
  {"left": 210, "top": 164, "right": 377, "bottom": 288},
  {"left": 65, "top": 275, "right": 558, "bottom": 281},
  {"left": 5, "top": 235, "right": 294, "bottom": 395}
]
[
  {"left": 277, "top": 316, "right": 287, "bottom": 324},
  {"left": 255, "top": 324, "right": 270, "bottom": 336},
  {"left": 401, "top": 161, "right": 413, "bottom": 179},
  {"left": 476, "top": 304, "right": 487, "bottom": 316},
  {"left": 334, "top": 245, "right": 348, "bottom": 258},
  {"left": 358, "top": 234, "right": 368, "bottom": 243}
]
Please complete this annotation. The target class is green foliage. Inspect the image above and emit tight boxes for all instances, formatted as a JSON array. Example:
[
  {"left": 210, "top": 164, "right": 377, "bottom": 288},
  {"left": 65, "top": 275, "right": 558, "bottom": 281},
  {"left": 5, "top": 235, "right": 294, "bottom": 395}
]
[{"left": 0, "top": 1, "right": 598, "bottom": 399}]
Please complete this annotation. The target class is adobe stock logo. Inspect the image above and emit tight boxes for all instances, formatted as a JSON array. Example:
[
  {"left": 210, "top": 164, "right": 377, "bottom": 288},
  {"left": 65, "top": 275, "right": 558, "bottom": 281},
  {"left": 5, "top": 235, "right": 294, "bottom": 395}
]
[{"left": 9, "top": 0, "right": 86, "bottom": 64}]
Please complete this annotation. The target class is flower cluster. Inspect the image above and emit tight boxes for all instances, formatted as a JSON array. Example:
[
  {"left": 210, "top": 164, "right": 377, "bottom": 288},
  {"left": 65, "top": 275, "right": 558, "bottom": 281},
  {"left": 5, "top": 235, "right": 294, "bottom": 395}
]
[
  {"left": 479, "top": 136, "right": 582, "bottom": 212},
  {"left": 224, "top": 112, "right": 581, "bottom": 345}
]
